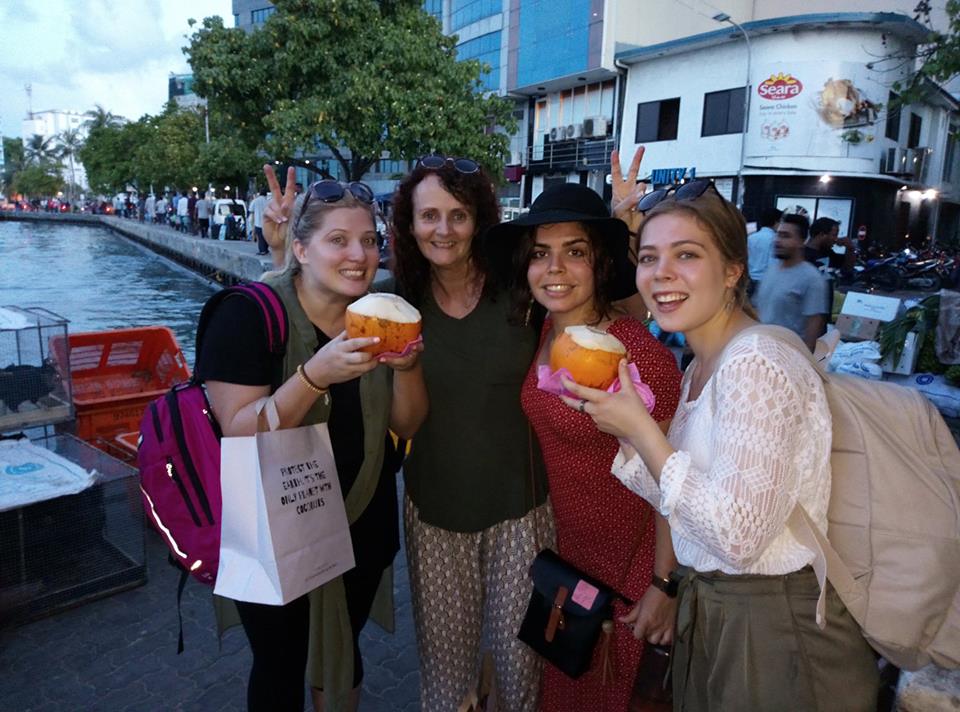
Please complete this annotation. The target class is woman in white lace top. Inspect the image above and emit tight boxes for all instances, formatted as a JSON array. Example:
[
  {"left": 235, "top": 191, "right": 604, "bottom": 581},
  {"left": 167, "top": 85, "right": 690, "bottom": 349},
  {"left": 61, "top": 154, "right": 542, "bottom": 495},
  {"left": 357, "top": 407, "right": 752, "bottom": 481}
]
[{"left": 561, "top": 182, "right": 878, "bottom": 710}]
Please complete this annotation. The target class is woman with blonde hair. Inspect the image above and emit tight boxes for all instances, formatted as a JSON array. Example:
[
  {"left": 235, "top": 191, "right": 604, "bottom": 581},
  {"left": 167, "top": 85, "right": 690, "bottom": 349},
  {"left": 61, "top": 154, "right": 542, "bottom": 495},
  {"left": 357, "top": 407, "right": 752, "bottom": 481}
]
[
  {"left": 199, "top": 165, "right": 427, "bottom": 712},
  {"left": 563, "top": 179, "right": 879, "bottom": 710}
]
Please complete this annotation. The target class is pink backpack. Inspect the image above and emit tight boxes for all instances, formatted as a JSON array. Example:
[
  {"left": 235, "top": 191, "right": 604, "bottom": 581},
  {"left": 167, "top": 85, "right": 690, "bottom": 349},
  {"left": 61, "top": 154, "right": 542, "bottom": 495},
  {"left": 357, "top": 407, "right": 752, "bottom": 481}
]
[{"left": 138, "top": 282, "right": 287, "bottom": 590}]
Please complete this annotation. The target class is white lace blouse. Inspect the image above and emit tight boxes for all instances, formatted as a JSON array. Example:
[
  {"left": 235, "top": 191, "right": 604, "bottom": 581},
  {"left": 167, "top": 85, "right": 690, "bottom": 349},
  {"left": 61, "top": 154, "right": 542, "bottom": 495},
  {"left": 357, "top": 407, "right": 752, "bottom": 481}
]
[{"left": 612, "top": 332, "right": 832, "bottom": 575}]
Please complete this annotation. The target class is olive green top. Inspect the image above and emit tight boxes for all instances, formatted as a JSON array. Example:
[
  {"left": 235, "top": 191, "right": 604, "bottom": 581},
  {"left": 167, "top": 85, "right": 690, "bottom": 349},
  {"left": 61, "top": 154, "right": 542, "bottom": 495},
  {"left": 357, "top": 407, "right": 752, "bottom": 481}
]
[{"left": 399, "top": 287, "right": 548, "bottom": 532}]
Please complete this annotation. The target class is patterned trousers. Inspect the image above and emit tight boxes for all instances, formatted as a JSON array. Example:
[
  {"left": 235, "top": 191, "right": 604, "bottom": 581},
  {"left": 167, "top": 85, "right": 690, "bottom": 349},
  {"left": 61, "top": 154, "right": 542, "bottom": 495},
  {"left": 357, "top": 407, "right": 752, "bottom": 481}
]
[{"left": 404, "top": 495, "right": 555, "bottom": 712}]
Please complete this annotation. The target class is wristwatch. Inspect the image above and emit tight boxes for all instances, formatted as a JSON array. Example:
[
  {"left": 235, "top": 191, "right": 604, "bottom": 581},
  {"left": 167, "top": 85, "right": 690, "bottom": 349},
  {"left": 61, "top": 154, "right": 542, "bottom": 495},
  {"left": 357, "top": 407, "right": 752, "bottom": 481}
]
[{"left": 651, "top": 573, "right": 679, "bottom": 598}]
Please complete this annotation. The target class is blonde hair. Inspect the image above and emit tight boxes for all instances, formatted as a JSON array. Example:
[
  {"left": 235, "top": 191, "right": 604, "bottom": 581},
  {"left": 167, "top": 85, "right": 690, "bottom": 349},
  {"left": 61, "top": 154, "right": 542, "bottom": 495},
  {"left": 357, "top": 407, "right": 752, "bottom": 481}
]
[
  {"left": 262, "top": 189, "right": 376, "bottom": 280},
  {"left": 639, "top": 190, "right": 756, "bottom": 317}
]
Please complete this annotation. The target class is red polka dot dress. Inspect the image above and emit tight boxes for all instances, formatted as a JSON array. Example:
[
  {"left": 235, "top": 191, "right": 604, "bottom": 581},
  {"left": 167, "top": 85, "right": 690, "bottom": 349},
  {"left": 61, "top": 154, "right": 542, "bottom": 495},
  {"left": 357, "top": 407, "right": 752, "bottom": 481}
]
[{"left": 522, "top": 317, "right": 682, "bottom": 712}]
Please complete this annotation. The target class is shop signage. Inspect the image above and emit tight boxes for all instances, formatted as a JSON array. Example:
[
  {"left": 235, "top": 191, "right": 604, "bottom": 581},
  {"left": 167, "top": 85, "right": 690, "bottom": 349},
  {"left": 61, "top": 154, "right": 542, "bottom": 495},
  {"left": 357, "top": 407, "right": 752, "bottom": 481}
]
[{"left": 650, "top": 167, "right": 695, "bottom": 184}]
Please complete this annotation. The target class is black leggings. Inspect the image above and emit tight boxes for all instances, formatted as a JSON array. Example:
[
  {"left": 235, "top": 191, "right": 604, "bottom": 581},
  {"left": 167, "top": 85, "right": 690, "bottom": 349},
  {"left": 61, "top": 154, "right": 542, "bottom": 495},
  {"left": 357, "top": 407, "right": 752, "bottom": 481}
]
[{"left": 234, "top": 562, "right": 386, "bottom": 712}]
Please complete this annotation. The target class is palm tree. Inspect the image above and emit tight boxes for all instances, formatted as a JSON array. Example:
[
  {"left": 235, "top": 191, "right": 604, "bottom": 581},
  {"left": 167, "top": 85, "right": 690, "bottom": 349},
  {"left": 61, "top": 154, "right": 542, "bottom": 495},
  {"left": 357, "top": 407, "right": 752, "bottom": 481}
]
[
  {"left": 83, "top": 104, "right": 122, "bottom": 132},
  {"left": 24, "top": 134, "right": 56, "bottom": 165},
  {"left": 56, "top": 128, "right": 84, "bottom": 203}
]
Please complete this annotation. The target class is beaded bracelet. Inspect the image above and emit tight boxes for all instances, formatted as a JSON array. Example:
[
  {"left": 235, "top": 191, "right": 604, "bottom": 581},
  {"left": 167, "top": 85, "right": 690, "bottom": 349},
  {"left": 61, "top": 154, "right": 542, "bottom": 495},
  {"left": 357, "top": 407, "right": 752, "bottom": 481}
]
[{"left": 296, "top": 363, "right": 329, "bottom": 395}]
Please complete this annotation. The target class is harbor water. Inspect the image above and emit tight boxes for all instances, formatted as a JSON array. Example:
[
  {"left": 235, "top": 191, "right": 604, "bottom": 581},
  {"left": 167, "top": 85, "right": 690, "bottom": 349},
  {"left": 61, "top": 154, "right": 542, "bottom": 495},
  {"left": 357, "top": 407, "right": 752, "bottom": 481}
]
[{"left": 0, "top": 220, "right": 219, "bottom": 363}]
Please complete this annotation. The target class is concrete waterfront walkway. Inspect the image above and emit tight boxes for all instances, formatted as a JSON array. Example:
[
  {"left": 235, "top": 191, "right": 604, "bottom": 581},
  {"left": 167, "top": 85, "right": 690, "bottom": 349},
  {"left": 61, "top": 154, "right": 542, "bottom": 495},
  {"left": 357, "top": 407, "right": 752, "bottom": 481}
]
[
  {"left": 0, "top": 479, "right": 421, "bottom": 712},
  {"left": 1, "top": 212, "right": 275, "bottom": 285}
]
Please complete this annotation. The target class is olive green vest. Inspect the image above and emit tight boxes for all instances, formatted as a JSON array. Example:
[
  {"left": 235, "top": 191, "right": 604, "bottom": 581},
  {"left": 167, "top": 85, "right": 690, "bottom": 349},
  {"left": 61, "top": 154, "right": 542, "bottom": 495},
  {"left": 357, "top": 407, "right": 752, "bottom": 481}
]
[{"left": 216, "top": 272, "right": 395, "bottom": 710}]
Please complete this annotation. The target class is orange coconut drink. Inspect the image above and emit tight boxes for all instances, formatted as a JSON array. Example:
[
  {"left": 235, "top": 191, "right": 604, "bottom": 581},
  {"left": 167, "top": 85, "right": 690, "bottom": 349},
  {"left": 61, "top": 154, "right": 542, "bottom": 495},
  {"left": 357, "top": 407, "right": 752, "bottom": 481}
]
[
  {"left": 549, "top": 325, "right": 627, "bottom": 390},
  {"left": 345, "top": 293, "right": 422, "bottom": 355}
]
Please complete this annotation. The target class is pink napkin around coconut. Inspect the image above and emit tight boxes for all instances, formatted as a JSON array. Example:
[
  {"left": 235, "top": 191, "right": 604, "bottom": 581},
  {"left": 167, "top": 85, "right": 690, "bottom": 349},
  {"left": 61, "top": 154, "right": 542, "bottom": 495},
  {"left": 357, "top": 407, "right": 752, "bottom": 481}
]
[
  {"left": 377, "top": 334, "right": 423, "bottom": 359},
  {"left": 537, "top": 362, "right": 656, "bottom": 413}
]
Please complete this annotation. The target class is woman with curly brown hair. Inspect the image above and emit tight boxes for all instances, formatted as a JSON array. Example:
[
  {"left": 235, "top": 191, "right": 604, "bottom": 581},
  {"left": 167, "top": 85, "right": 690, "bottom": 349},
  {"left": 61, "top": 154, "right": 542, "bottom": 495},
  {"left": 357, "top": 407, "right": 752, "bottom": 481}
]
[{"left": 387, "top": 155, "right": 555, "bottom": 711}]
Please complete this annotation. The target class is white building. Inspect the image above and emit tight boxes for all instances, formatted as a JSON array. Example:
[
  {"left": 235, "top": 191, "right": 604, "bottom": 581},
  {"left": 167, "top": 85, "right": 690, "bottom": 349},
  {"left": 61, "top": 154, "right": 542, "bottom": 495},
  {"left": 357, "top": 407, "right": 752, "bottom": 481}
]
[
  {"left": 617, "top": 11, "right": 959, "bottom": 249},
  {"left": 21, "top": 109, "right": 90, "bottom": 191}
]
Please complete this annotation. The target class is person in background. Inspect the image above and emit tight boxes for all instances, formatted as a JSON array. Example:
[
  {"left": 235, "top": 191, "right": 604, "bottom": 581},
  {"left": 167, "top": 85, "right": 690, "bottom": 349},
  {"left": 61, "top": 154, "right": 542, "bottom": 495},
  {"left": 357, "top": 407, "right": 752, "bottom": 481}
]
[
  {"left": 805, "top": 217, "right": 855, "bottom": 274},
  {"left": 187, "top": 191, "right": 198, "bottom": 234},
  {"left": 250, "top": 188, "right": 269, "bottom": 255},
  {"left": 486, "top": 182, "right": 681, "bottom": 712},
  {"left": 176, "top": 191, "right": 190, "bottom": 232},
  {"left": 565, "top": 181, "right": 878, "bottom": 711},
  {"left": 201, "top": 164, "right": 427, "bottom": 712},
  {"left": 195, "top": 192, "right": 211, "bottom": 238},
  {"left": 154, "top": 195, "right": 167, "bottom": 225},
  {"left": 144, "top": 194, "right": 156, "bottom": 226},
  {"left": 746, "top": 207, "right": 782, "bottom": 297},
  {"left": 388, "top": 156, "right": 554, "bottom": 711},
  {"left": 754, "top": 213, "right": 830, "bottom": 352}
]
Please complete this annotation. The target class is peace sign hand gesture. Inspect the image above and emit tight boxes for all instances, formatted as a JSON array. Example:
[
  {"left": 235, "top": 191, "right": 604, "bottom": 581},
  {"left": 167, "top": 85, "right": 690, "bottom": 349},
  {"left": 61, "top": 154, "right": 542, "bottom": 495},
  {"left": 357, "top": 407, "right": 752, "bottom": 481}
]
[
  {"left": 610, "top": 147, "right": 648, "bottom": 252},
  {"left": 262, "top": 164, "right": 298, "bottom": 260}
]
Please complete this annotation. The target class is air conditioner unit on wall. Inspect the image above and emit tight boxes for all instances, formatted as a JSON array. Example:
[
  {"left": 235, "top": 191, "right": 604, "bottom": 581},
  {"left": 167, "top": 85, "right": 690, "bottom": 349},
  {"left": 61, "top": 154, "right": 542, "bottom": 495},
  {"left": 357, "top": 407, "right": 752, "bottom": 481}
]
[
  {"left": 549, "top": 127, "right": 560, "bottom": 142},
  {"left": 583, "top": 115, "right": 608, "bottom": 138},
  {"left": 567, "top": 123, "right": 583, "bottom": 139}
]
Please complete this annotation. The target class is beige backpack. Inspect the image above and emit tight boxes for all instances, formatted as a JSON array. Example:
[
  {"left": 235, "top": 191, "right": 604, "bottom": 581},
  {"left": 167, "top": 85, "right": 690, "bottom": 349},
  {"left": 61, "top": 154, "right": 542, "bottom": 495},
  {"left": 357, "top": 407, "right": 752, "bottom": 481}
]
[{"left": 742, "top": 325, "right": 960, "bottom": 671}]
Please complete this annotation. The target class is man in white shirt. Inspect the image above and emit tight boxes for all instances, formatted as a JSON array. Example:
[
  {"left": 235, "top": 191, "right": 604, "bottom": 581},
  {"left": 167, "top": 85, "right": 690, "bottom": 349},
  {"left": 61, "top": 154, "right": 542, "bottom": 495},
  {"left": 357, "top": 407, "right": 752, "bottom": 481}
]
[
  {"left": 746, "top": 207, "right": 781, "bottom": 297},
  {"left": 176, "top": 192, "right": 190, "bottom": 232},
  {"left": 249, "top": 189, "right": 269, "bottom": 255},
  {"left": 755, "top": 213, "right": 830, "bottom": 352}
]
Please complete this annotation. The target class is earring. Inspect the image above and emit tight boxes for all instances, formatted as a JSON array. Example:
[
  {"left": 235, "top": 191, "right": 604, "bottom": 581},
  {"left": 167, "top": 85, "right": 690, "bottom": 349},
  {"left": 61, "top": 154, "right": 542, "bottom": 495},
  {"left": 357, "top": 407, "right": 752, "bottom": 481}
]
[{"left": 524, "top": 298, "right": 534, "bottom": 326}]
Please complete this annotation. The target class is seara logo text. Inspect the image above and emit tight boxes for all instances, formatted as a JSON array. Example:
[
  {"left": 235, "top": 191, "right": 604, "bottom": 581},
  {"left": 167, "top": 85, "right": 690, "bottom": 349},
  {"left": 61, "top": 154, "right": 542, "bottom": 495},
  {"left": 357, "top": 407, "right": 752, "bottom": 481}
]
[{"left": 758, "top": 73, "right": 803, "bottom": 100}]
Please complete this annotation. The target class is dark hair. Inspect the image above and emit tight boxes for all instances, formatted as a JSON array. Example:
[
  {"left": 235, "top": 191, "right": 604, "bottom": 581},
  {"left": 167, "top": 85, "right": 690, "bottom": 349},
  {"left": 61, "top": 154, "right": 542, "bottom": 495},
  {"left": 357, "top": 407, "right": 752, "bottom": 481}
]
[
  {"left": 779, "top": 213, "right": 810, "bottom": 239},
  {"left": 639, "top": 189, "right": 756, "bottom": 317},
  {"left": 810, "top": 217, "right": 839, "bottom": 237},
  {"left": 390, "top": 162, "right": 499, "bottom": 306},
  {"left": 759, "top": 207, "right": 783, "bottom": 229},
  {"left": 508, "top": 222, "right": 616, "bottom": 327}
]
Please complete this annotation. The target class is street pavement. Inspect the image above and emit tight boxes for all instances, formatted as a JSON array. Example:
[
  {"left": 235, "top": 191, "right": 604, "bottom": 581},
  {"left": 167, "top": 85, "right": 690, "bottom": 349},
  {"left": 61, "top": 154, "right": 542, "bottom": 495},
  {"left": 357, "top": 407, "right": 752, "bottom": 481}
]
[{"left": 0, "top": 478, "right": 421, "bottom": 712}]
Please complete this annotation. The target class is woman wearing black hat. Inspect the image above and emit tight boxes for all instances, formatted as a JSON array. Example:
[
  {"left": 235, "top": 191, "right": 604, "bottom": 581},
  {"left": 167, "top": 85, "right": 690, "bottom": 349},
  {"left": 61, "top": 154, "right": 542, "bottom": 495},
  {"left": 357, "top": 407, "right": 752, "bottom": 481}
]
[{"left": 485, "top": 182, "right": 682, "bottom": 712}]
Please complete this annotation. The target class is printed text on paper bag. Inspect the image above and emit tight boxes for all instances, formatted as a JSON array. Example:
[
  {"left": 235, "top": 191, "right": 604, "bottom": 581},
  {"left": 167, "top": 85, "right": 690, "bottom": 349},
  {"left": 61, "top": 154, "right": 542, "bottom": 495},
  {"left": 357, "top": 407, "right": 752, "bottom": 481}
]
[{"left": 279, "top": 460, "right": 333, "bottom": 515}]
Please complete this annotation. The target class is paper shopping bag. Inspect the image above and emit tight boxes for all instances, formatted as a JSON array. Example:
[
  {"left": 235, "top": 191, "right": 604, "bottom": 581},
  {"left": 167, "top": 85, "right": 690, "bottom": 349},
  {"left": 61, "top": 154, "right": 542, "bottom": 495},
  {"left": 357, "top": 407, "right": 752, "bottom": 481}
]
[{"left": 214, "top": 420, "right": 355, "bottom": 605}]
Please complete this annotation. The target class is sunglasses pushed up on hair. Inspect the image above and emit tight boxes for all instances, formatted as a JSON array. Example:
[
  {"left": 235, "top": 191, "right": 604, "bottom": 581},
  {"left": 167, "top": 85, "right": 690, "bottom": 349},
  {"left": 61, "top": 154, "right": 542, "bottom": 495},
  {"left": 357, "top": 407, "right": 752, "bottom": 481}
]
[
  {"left": 296, "top": 179, "right": 375, "bottom": 229},
  {"left": 417, "top": 154, "right": 480, "bottom": 174},
  {"left": 636, "top": 178, "right": 722, "bottom": 214}
]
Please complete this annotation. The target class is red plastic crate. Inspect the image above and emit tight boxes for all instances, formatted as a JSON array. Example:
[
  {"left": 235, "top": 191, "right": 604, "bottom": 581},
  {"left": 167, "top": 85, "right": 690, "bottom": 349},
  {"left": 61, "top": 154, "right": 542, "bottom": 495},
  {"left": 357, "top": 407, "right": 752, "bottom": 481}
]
[{"left": 50, "top": 327, "right": 190, "bottom": 444}]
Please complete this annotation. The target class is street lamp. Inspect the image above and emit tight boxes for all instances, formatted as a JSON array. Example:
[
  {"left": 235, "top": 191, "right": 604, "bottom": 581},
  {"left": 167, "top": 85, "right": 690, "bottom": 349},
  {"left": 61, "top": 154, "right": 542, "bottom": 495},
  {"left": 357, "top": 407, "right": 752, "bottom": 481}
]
[{"left": 713, "top": 12, "right": 751, "bottom": 208}]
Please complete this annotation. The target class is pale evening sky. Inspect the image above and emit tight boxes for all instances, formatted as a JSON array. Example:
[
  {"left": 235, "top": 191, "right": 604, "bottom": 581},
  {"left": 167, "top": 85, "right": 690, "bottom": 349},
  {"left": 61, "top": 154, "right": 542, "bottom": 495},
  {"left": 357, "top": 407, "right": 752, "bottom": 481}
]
[{"left": 0, "top": 0, "right": 234, "bottom": 139}]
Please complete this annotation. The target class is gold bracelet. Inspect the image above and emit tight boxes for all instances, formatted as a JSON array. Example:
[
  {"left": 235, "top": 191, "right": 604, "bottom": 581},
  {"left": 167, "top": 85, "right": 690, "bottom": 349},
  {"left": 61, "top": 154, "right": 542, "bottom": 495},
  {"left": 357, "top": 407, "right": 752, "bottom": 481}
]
[{"left": 296, "top": 364, "right": 328, "bottom": 395}]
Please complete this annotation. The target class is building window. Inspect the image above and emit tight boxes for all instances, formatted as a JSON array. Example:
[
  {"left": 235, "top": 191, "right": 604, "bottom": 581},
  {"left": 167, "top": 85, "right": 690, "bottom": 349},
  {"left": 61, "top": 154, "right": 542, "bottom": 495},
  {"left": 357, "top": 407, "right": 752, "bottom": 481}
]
[
  {"left": 907, "top": 113, "right": 922, "bottom": 148},
  {"left": 251, "top": 7, "right": 276, "bottom": 25},
  {"left": 635, "top": 98, "right": 680, "bottom": 143},
  {"left": 451, "top": 0, "right": 503, "bottom": 32},
  {"left": 944, "top": 124, "right": 958, "bottom": 183},
  {"left": 885, "top": 91, "right": 901, "bottom": 141},
  {"left": 701, "top": 87, "right": 745, "bottom": 137},
  {"left": 423, "top": 0, "right": 442, "bottom": 19},
  {"left": 457, "top": 31, "right": 501, "bottom": 92},
  {"left": 233, "top": 13, "right": 240, "bottom": 27}
]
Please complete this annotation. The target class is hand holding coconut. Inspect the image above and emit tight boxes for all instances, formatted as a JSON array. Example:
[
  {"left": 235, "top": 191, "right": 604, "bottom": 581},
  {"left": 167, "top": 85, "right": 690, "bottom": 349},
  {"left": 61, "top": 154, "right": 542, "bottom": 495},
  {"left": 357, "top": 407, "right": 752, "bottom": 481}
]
[
  {"left": 345, "top": 293, "right": 424, "bottom": 371},
  {"left": 560, "top": 359, "right": 659, "bottom": 444}
]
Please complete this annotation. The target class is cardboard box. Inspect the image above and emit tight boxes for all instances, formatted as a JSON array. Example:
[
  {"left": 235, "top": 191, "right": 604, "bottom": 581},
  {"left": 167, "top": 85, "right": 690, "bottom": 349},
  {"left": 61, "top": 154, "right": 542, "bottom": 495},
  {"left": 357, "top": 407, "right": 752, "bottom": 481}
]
[
  {"left": 880, "top": 331, "right": 920, "bottom": 375},
  {"left": 840, "top": 291, "right": 901, "bottom": 321},
  {"left": 835, "top": 314, "right": 882, "bottom": 341}
]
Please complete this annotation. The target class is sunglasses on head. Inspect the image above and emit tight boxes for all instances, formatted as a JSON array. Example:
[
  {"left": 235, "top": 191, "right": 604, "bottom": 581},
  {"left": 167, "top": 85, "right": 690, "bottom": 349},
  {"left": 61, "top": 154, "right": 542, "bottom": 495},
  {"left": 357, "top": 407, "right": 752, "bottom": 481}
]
[
  {"left": 636, "top": 178, "right": 722, "bottom": 214},
  {"left": 417, "top": 154, "right": 480, "bottom": 174},
  {"left": 296, "top": 179, "right": 375, "bottom": 230}
]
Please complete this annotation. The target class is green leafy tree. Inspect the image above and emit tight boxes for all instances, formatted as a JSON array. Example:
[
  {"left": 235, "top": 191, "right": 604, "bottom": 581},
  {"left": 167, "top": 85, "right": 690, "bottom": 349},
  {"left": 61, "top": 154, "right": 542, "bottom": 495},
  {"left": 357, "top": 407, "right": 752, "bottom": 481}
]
[
  {"left": 893, "top": 1, "right": 960, "bottom": 100},
  {"left": 133, "top": 105, "right": 206, "bottom": 191},
  {"left": 83, "top": 104, "right": 123, "bottom": 132},
  {"left": 12, "top": 164, "right": 64, "bottom": 198},
  {"left": 24, "top": 134, "right": 57, "bottom": 165},
  {"left": 80, "top": 120, "right": 150, "bottom": 195},
  {"left": 186, "top": 0, "right": 516, "bottom": 181},
  {"left": 2, "top": 137, "right": 25, "bottom": 195},
  {"left": 55, "top": 128, "right": 85, "bottom": 201}
]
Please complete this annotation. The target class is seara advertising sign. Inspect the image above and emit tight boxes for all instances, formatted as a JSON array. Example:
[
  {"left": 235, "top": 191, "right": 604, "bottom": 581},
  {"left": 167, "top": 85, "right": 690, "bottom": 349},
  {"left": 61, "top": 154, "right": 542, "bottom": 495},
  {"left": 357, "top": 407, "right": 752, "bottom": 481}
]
[{"left": 746, "top": 62, "right": 886, "bottom": 159}]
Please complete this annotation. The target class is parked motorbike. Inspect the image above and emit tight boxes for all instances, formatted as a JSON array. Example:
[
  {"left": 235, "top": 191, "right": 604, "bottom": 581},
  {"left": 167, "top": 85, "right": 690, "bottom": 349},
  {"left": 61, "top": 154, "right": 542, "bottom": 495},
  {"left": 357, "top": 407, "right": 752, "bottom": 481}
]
[{"left": 850, "top": 248, "right": 957, "bottom": 292}]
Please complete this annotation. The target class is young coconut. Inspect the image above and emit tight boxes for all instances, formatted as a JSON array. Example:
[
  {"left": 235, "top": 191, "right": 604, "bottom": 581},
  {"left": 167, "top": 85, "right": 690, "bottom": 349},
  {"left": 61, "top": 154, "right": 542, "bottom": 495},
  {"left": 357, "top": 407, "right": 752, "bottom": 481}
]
[
  {"left": 549, "top": 325, "right": 627, "bottom": 389},
  {"left": 345, "top": 293, "right": 422, "bottom": 355}
]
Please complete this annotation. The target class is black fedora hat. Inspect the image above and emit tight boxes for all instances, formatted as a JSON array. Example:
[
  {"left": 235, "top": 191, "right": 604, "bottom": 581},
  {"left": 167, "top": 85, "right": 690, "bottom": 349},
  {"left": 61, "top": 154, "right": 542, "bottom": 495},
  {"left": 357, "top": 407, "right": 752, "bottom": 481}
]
[{"left": 483, "top": 183, "right": 636, "bottom": 300}]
